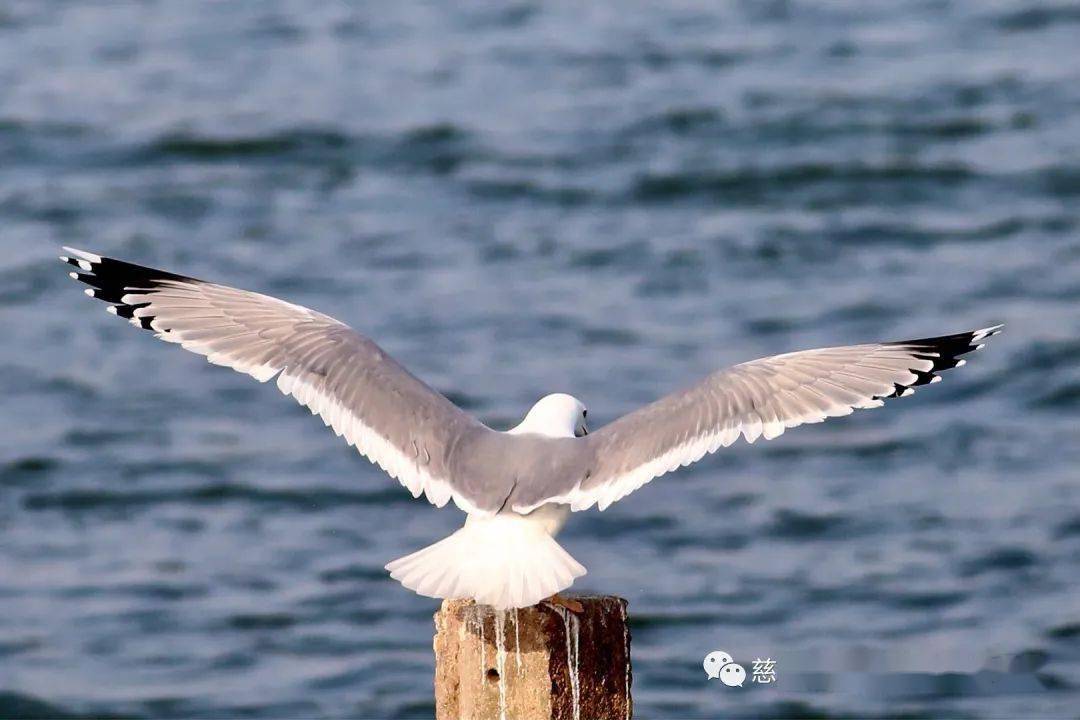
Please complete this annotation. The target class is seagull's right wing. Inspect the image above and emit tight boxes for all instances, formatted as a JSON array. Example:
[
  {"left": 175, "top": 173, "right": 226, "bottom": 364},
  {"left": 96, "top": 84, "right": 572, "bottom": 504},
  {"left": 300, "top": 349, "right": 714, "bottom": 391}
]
[
  {"left": 61, "top": 248, "right": 505, "bottom": 514},
  {"left": 510, "top": 326, "right": 1002, "bottom": 513}
]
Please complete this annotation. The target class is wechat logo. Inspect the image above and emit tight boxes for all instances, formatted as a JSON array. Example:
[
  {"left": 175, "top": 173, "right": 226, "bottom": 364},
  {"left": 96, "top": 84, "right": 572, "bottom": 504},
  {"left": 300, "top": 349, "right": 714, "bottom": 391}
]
[{"left": 703, "top": 650, "right": 745, "bottom": 687}]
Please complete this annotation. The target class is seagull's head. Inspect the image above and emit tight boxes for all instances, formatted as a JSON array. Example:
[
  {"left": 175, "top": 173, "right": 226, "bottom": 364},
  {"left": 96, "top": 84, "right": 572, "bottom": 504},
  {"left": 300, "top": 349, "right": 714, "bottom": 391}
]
[{"left": 510, "top": 393, "right": 588, "bottom": 439}]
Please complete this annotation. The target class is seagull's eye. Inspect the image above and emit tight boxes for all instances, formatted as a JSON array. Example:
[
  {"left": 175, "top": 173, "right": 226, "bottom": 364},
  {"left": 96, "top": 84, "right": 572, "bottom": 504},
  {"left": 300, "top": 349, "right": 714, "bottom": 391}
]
[{"left": 583, "top": 409, "right": 587, "bottom": 418}]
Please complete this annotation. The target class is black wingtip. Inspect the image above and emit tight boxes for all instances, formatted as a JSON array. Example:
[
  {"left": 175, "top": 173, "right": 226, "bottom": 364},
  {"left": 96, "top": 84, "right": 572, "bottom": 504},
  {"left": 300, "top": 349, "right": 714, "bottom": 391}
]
[
  {"left": 877, "top": 325, "right": 1002, "bottom": 399},
  {"left": 61, "top": 247, "right": 198, "bottom": 329}
]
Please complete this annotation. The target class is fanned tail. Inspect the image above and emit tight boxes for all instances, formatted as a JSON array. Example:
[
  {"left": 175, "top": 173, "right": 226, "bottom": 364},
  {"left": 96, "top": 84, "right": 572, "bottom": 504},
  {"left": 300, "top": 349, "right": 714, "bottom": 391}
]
[{"left": 385, "top": 513, "right": 586, "bottom": 610}]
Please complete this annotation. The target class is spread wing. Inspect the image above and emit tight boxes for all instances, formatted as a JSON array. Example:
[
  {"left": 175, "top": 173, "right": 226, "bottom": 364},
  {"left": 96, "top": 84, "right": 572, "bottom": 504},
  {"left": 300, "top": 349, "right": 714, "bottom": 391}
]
[
  {"left": 510, "top": 326, "right": 1002, "bottom": 513},
  {"left": 61, "top": 247, "right": 507, "bottom": 514}
]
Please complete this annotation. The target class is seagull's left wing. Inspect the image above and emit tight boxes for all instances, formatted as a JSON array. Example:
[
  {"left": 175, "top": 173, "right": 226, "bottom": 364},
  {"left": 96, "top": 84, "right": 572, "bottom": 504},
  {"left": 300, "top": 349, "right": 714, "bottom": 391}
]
[
  {"left": 61, "top": 247, "right": 508, "bottom": 514},
  {"left": 511, "top": 326, "right": 1002, "bottom": 513}
]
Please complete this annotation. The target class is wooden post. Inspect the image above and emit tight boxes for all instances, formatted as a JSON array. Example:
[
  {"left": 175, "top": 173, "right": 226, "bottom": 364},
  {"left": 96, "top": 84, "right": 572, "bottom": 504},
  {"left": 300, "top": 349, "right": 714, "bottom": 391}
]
[{"left": 434, "top": 596, "right": 632, "bottom": 720}]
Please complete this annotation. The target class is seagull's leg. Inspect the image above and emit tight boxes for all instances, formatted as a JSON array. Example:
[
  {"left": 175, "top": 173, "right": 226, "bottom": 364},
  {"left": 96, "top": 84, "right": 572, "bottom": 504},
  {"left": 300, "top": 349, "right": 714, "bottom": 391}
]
[{"left": 544, "top": 593, "right": 584, "bottom": 613}]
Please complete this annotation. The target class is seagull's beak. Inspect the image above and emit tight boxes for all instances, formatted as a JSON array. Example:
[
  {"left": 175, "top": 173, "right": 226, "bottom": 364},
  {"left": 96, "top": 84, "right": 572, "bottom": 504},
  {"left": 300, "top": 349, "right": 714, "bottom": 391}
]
[{"left": 575, "top": 422, "right": 588, "bottom": 438}]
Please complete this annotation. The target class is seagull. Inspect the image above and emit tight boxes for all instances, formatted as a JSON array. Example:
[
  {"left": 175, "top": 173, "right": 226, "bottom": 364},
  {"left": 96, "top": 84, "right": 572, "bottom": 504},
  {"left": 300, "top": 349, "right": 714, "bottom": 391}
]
[{"left": 61, "top": 247, "right": 1002, "bottom": 610}]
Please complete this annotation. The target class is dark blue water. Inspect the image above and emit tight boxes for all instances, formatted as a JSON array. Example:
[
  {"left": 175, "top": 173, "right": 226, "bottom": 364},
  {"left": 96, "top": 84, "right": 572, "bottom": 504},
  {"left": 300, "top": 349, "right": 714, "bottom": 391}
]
[{"left": 2, "top": 2, "right": 1079, "bottom": 718}]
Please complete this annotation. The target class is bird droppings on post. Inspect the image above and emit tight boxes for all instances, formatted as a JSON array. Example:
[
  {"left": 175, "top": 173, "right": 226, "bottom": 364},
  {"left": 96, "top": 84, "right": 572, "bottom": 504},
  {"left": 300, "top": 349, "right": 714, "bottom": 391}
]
[
  {"left": 620, "top": 601, "right": 630, "bottom": 720},
  {"left": 553, "top": 605, "right": 581, "bottom": 720},
  {"left": 495, "top": 610, "right": 509, "bottom": 720},
  {"left": 512, "top": 608, "right": 523, "bottom": 676},
  {"left": 434, "top": 597, "right": 632, "bottom": 720}
]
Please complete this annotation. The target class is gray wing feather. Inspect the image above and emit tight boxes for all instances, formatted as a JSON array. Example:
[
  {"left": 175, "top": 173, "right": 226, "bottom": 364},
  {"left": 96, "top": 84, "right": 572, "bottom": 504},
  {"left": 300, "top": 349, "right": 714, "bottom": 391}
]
[
  {"left": 510, "top": 327, "right": 1002, "bottom": 513},
  {"left": 62, "top": 248, "right": 509, "bottom": 514}
]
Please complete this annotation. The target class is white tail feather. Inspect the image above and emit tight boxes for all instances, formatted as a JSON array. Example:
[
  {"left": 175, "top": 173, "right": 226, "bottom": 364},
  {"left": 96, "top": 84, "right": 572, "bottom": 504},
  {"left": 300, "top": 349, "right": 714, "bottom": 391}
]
[{"left": 385, "top": 511, "right": 586, "bottom": 610}]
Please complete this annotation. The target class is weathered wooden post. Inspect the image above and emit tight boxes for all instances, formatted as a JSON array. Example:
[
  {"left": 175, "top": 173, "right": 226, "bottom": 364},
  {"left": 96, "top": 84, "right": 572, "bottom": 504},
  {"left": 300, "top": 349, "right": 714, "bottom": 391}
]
[{"left": 434, "top": 596, "right": 632, "bottom": 720}]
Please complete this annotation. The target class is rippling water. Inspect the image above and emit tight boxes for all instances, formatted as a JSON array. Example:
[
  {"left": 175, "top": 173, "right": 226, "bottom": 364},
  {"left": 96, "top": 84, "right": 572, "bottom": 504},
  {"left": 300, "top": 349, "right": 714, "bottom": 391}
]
[{"left": 2, "top": 2, "right": 1079, "bottom": 718}]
